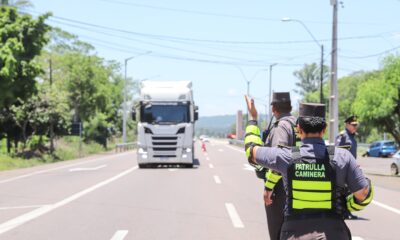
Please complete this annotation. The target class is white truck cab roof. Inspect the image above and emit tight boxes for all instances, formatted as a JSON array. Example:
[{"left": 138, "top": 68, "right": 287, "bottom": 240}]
[{"left": 140, "top": 81, "right": 193, "bottom": 102}]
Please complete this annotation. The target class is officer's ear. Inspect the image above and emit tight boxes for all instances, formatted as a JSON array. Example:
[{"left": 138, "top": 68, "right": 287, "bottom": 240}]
[
  {"left": 321, "top": 126, "right": 327, "bottom": 135},
  {"left": 297, "top": 124, "right": 305, "bottom": 139}
]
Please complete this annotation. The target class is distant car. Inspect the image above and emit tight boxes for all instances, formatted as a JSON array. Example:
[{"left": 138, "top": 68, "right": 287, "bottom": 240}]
[
  {"left": 390, "top": 150, "right": 400, "bottom": 175},
  {"left": 366, "top": 140, "right": 397, "bottom": 157},
  {"left": 227, "top": 133, "right": 236, "bottom": 139},
  {"left": 199, "top": 135, "right": 209, "bottom": 142}
]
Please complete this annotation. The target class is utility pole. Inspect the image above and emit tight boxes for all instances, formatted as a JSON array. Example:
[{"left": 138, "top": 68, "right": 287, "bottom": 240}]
[
  {"left": 329, "top": 0, "right": 339, "bottom": 144},
  {"left": 268, "top": 63, "right": 277, "bottom": 121},
  {"left": 49, "top": 58, "right": 54, "bottom": 154},
  {"left": 123, "top": 58, "right": 129, "bottom": 144},
  {"left": 320, "top": 45, "right": 324, "bottom": 103},
  {"left": 122, "top": 51, "right": 152, "bottom": 143}
]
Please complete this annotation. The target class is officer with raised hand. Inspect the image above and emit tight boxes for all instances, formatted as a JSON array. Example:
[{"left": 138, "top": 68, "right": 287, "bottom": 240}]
[
  {"left": 244, "top": 96, "right": 373, "bottom": 240},
  {"left": 336, "top": 115, "right": 359, "bottom": 159},
  {"left": 257, "top": 92, "right": 297, "bottom": 240}
]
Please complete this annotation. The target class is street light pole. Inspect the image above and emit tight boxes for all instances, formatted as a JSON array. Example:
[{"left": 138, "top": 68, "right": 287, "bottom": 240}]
[
  {"left": 282, "top": 18, "right": 324, "bottom": 104},
  {"left": 122, "top": 51, "right": 152, "bottom": 143}
]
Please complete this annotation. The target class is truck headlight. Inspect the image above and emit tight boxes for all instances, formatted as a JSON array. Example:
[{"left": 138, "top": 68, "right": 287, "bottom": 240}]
[
  {"left": 185, "top": 148, "right": 192, "bottom": 153},
  {"left": 182, "top": 154, "right": 187, "bottom": 158},
  {"left": 138, "top": 148, "right": 147, "bottom": 154}
]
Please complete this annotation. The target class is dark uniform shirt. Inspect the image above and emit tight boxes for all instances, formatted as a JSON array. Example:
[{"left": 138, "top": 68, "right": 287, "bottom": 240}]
[
  {"left": 336, "top": 128, "right": 357, "bottom": 159},
  {"left": 255, "top": 138, "right": 368, "bottom": 216},
  {"left": 265, "top": 113, "right": 297, "bottom": 147}
]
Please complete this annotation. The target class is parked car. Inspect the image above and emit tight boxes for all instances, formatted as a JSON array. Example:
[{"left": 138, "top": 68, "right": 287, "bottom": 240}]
[
  {"left": 227, "top": 133, "right": 236, "bottom": 139},
  {"left": 366, "top": 140, "right": 397, "bottom": 157},
  {"left": 390, "top": 150, "right": 400, "bottom": 175}
]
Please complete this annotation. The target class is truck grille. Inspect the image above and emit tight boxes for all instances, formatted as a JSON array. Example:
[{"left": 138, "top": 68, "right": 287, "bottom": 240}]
[
  {"left": 151, "top": 136, "right": 178, "bottom": 157},
  {"left": 152, "top": 137, "right": 178, "bottom": 141},
  {"left": 154, "top": 155, "right": 176, "bottom": 158},
  {"left": 153, "top": 148, "right": 176, "bottom": 151}
]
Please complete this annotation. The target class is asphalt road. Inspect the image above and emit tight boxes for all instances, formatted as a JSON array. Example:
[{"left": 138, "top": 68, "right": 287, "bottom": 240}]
[{"left": 0, "top": 140, "right": 399, "bottom": 240}]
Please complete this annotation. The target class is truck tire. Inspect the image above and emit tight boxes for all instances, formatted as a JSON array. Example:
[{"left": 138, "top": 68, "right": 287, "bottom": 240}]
[
  {"left": 183, "top": 163, "right": 193, "bottom": 168},
  {"left": 139, "top": 163, "right": 149, "bottom": 169}
]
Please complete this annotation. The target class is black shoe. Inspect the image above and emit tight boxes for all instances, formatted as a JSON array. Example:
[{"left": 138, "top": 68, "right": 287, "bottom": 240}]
[{"left": 348, "top": 213, "right": 358, "bottom": 219}]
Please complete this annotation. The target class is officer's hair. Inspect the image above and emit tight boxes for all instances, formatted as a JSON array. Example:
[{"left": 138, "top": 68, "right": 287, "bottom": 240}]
[
  {"left": 272, "top": 102, "right": 292, "bottom": 113},
  {"left": 298, "top": 117, "right": 326, "bottom": 133}
]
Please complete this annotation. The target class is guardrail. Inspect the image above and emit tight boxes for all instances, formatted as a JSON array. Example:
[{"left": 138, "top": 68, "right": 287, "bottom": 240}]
[
  {"left": 115, "top": 142, "right": 137, "bottom": 152},
  {"left": 228, "top": 139, "right": 244, "bottom": 147}
]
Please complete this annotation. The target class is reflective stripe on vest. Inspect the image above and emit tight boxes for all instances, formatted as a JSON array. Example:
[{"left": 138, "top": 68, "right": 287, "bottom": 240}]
[{"left": 288, "top": 150, "right": 335, "bottom": 212}]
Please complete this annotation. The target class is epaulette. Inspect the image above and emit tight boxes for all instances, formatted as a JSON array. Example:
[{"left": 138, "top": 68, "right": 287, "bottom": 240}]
[
  {"left": 337, "top": 145, "right": 351, "bottom": 149},
  {"left": 277, "top": 144, "right": 291, "bottom": 149},
  {"left": 339, "top": 130, "right": 345, "bottom": 136}
]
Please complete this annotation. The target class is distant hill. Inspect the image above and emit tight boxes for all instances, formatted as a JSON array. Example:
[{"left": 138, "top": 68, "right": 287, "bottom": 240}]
[
  {"left": 195, "top": 114, "right": 267, "bottom": 137},
  {"left": 195, "top": 115, "right": 235, "bottom": 137}
]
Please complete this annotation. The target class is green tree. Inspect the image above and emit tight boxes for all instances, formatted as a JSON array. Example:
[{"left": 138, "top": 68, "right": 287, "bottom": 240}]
[
  {"left": 0, "top": 7, "right": 50, "bottom": 152},
  {"left": 293, "top": 63, "right": 330, "bottom": 97},
  {"left": 353, "top": 55, "right": 400, "bottom": 144},
  {"left": 1, "top": 0, "right": 33, "bottom": 8}
]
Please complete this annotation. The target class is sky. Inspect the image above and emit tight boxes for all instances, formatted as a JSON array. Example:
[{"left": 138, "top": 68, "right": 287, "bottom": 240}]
[{"left": 25, "top": 0, "right": 400, "bottom": 116}]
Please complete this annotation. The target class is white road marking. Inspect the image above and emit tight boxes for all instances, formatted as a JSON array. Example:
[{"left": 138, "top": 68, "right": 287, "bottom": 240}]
[
  {"left": 209, "top": 163, "right": 214, "bottom": 169},
  {"left": 243, "top": 164, "right": 254, "bottom": 171},
  {"left": 213, "top": 175, "right": 221, "bottom": 184},
  {"left": 372, "top": 200, "right": 400, "bottom": 215},
  {"left": 218, "top": 149, "right": 224, "bottom": 152},
  {"left": 0, "top": 166, "right": 138, "bottom": 235},
  {"left": 206, "top": 157, "right": 210, "bottom": 161},
  {"left": 168, "top": 169, "right": 178, "bottom": 172},
  {"left": 225, "top": 203, "right": 244, "bottom": 228},
  {"left": 352, "top": 237, "right": 364, "bottom": 240},
  {"left": 69, "top": 164, "right": 107, "bottom": 172},
  {"left": 204, "top": 152, "right": 208, "bottom": 156},
  {"left": 0, "top": 151, "right": 134, "bottom": 185},
  {"left": 225, "top": 144, "right": 244, "bottom": 153},
  {"left": 0, "top": 205, "right": 49, "bottom": 211},
  {"left": 110, "top": 230, "right": 129, "bottom": 240}
]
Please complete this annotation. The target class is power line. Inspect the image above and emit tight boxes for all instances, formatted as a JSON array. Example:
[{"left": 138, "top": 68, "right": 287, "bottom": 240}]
[
  {"left": 63, "top": 31, "right": 311, "bottom": 68},
  {"left": 98, "top": 0, "right": 397, "bottom": 27},
  {"left": 339, "top": 45, "right": 400, "bottom": 59},
  {"left": 47, "top": 19, "right": 275, "bottom": 63},
  {"left": 24, "top": 9, "right": 386, "bottom": 46},
  {"left": 45, "top": 17, "right": 322, "bottom": 65}
]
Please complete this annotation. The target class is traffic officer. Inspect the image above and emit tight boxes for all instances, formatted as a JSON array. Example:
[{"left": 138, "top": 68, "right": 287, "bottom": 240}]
[
  {"left": 336, "top": 115, "right": 359, "bottom": 158},
  {"left": 244, "top": 96, "right": 373, "bottom": 240},
  {"left": 336, "top": 115, "right": 360, "bottom": 220},
  {"left": 257, "top": 92, "right": 297, "bottom": 240}
]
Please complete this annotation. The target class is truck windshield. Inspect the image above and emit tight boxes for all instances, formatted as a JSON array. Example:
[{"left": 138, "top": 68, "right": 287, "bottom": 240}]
[{"left": 140, "top": 102, "right": 190, "bottom": 124}]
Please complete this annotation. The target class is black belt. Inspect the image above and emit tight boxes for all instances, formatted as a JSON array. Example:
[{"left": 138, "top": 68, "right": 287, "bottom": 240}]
[{"left": 285, "top": 212, "right": 342, "bottom": 221}]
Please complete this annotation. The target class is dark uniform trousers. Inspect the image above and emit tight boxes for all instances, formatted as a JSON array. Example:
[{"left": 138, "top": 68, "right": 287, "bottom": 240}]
[
  {"left": 265, "top": 179, "right": 286, "bottom": 240},
  {"left": 280, "top": 218, "right": 350, "bottom": 240}
]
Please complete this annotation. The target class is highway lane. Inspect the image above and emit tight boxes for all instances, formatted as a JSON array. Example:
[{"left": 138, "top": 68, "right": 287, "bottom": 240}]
[{"left": 0, "top": 140, "right": 398, "bottom": 239}]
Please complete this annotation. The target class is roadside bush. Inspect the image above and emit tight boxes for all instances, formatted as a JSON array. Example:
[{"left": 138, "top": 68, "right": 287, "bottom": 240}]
[{"left": 84, "top": 113, "right": 111, "bottom": 149}]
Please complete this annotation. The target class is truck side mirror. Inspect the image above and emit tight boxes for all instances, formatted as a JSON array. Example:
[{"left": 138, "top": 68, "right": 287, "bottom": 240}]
[
  {"left": 132, "top": 110, "right": 136, "bottom": 121},
  {"left": 194, "top": 111, "right": 199, "bottom": 121}
]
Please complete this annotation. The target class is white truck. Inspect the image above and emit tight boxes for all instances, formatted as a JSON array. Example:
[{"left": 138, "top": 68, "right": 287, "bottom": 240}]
[{"left": 132, "top": 81, "right": 198, "bottom": 168}]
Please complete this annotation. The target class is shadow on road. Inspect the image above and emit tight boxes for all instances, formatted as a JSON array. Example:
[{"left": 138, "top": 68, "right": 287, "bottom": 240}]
[{"left": 138, "top": 159, "right": 200, "bottom": 169}]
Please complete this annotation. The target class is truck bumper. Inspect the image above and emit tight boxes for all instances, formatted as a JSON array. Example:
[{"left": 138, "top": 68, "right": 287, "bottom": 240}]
[{"left": 137, "top": 151, "right": 194, "bottom": 165}]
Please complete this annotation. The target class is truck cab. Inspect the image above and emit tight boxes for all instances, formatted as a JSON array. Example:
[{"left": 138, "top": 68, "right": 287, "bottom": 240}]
[{"left": 133, "top": 81, "right": 198, "bottom": 168}]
